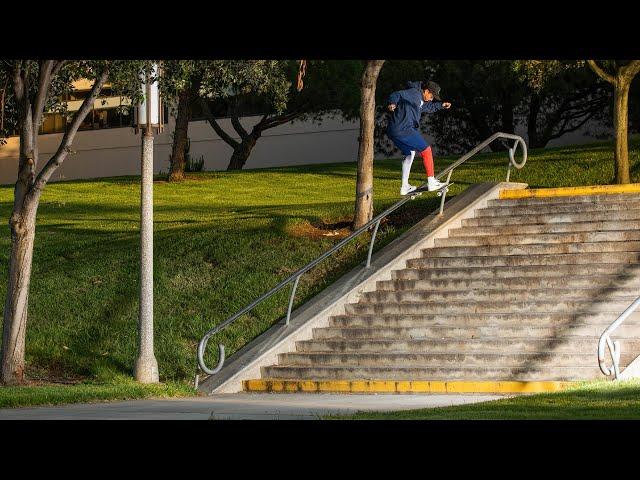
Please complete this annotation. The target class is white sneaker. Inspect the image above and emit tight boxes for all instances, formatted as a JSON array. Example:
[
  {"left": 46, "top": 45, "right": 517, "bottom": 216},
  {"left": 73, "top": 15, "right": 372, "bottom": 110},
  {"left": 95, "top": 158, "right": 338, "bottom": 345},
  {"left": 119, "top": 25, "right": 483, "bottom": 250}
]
[
  {"left": 400, "top": 184, "right": 417, "bottom": 195},
  {"left": 427, "top": 177, "right": 447, "bottom": 192}
]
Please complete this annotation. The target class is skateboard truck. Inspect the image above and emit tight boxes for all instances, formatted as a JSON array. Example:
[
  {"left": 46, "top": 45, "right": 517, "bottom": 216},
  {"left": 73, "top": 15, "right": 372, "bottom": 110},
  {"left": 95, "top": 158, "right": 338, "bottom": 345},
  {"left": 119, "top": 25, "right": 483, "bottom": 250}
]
[
  {"left": 436, "top": 183, "right": 451, "bottom": 197},
  {"left": 405, "top": 182, "right": 453, "bottom": 199}
]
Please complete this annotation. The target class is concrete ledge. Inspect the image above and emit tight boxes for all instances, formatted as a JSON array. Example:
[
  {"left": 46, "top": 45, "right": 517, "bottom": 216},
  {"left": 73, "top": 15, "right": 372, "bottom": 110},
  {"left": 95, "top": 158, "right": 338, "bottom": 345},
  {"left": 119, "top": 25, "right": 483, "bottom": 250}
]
[
  {"left": 243, "top": 379, "right": 574, "bottom": 394},
  {"left": 198, "top": 181, "right": 528, "bottom": 394},
  {"left": 620, "top": 354, "right": 640, "bottom": 380},
  {"left": 500, "top": 183, "right": 640, "bottom": 200}
]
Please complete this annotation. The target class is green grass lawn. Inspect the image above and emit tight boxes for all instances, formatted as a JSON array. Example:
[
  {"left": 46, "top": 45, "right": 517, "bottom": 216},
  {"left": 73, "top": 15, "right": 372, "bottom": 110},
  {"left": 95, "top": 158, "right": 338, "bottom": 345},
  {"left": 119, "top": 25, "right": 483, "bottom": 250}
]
[
  {"left": 328, "top": 379, "right": 640, "bottom": 420},
  {"left": 0, "top": 377, "right": 195, "bottom": 409},
  {"left": 0, "top": 137, "right": 638, "bottom": 407}
]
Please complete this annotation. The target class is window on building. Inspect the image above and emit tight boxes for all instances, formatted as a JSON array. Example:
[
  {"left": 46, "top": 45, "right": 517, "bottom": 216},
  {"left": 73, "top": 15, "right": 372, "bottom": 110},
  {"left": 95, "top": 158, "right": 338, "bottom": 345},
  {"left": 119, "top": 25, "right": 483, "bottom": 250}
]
[{"left": 36, "top": 98, "right": 167, "bottom": 135}]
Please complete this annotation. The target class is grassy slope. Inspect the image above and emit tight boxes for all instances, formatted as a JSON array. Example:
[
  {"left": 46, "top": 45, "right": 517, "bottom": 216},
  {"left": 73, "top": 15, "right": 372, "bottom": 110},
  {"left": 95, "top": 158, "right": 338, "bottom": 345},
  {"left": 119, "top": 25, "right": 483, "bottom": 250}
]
[
  {"left": 330, "top": 379, "right": 640, "bottom": 420},
  {"left": 0, "top": 379, "right": 194, "bottom": 409},
  {"left": 0, "top": 138, "right": 638, "bottom": 394}
]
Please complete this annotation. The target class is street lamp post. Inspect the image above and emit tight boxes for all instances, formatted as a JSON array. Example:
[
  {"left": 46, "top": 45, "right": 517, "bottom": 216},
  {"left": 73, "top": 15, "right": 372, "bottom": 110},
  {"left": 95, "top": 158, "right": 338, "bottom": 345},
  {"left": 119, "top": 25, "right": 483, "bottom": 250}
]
[{"left": 133, "top": 63, "right": 163, "bottom": 383}]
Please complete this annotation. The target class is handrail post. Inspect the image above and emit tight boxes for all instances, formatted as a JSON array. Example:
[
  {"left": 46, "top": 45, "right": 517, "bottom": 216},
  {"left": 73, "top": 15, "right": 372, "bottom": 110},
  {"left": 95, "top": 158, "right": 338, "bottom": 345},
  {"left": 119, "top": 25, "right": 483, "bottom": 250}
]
[
  {"left": 286, "top": 275, "right": 301, "bottom": 326},
  {"left": 438, "top": 170, "right": 454, "bottom": 215},
  {"left": 366, "top": 219, "right": 382, "bottom": 268}
]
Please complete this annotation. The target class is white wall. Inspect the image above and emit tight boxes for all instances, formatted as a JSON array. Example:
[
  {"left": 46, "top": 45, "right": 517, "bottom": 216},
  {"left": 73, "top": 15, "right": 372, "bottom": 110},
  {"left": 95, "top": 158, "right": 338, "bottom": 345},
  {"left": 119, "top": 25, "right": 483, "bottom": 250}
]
[
  {"left": 0, "top": 115, "right": 361, "bottom": 185},
  {"left": 0, "top": 111, "right": 612, "bottom": 186}
]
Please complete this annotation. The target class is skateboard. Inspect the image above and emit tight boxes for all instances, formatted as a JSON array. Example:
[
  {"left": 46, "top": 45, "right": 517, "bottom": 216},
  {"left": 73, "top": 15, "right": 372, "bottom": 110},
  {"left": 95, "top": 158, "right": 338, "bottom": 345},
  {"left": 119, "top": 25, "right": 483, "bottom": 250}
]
[{"left": 403, "top": 182, "right": 453, "bottom": 198}]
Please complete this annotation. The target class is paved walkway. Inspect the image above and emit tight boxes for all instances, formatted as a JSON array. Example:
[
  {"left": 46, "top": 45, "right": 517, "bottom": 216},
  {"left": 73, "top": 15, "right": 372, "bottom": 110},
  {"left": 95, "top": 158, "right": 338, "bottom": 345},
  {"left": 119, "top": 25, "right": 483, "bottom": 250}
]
[{"left": 0, "top": 393, "right": 504, "bottom": 420}]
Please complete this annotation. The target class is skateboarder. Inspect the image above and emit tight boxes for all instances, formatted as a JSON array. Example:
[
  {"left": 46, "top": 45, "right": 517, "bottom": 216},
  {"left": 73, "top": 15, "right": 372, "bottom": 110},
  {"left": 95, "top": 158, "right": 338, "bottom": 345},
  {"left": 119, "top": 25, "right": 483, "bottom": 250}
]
[{"left": 386, "top": 80, "right": 452, "bottom": 195}]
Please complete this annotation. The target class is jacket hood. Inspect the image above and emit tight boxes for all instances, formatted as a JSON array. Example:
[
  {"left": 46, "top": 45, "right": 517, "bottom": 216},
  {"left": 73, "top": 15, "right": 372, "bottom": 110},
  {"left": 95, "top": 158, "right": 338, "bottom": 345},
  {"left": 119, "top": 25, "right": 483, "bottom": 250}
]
[{"left": 406, "top": 80, "right": 422, "bottom": 90}]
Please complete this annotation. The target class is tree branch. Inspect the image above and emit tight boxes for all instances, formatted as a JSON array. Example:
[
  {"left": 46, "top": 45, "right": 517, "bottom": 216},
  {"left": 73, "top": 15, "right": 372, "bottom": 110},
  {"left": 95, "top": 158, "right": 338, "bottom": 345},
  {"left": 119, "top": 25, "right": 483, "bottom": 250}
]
[
  {"left": 620, "top": 60, "right": 640, "bottom": 81},
  {"left": 31, "top": 60, "right": 55, "bottom": 142},
  {"left": 256, "top": 111, "right": 302, "bottom": 131},
  {"left": 1, "top": 75, "right": 9, "bottom": 133},
  {"left": 229, "top": 101, "right": 249, "bottom": 139},
  {"left": 199, "top": 97, "right": 239, "bottom": 148},
  {"left": 33, "top": 67, "right": 109, "bottom": 191},
  {"left": 50, "top": 60, "right": 66, "bottom": 79},
  {"left": 587, "top": 60, "right": 616, "bottom": 84},
  {"left": 548, "top": 112, "right": 596, "bottom": 141},
  {"left": 12, "top": 61, "right": 24, "bottom": 103}
]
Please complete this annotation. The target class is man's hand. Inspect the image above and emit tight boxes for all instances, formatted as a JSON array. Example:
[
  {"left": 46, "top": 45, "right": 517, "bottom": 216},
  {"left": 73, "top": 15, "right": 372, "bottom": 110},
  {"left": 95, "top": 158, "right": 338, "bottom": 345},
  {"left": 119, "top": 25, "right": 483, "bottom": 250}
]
[
  {"left": 442, "top": 102, "right": 452, "bottom": 109},
  {"left": 388, "top": 104, "right": 396, "bottom": 112}
]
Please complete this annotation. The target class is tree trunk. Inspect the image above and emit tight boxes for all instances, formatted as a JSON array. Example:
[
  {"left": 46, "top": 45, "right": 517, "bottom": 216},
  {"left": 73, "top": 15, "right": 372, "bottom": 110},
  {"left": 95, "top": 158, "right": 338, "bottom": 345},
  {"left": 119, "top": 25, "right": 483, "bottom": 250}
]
[
  {"left": 2, "top": 198, "right": 38, "bottom": 385},
  {"left": 1, "top": 63, "right": 107, "bottom": 385},
  {"left": 527, "top": 93, "right": 543, "bottom": 149},
  {"left": 613, "top": 79, "right": 630, "bottom": 184},
  {"left": 227, "top": 133, "right": 259, "bottom": 170},
  {"left": 353, "top": 60, "right": 385, "bottom": 230},
  {"left": 168, "top": 87, "right": 191, "bottom": 182},
  {"left": 500, "top": 91, "right": 515, "bottom": 135}
]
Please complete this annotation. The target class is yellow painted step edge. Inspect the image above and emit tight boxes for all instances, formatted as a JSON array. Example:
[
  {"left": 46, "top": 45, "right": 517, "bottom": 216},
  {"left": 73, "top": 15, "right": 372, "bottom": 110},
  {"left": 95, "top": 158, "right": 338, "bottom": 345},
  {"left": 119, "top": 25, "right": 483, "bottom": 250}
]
[
  {"left": 243, "top": 379, "right": 574, "bottom": 394},
  {"left": 500, "top": 183, "right": 640, "bottom": 200}
]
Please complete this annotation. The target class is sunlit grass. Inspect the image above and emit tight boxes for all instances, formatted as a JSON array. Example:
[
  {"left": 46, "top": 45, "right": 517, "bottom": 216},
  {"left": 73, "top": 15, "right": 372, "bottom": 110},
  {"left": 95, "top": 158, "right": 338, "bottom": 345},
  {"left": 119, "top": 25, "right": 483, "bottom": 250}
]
[
  {"left": 329, "top": 379, "right": 640, "bottom": 420},
  {"left": 0, "top": 137, "right": 637, "bottom": 391},
  {"left": 0, "top": 377, "right": 194, "bottom": 409}
]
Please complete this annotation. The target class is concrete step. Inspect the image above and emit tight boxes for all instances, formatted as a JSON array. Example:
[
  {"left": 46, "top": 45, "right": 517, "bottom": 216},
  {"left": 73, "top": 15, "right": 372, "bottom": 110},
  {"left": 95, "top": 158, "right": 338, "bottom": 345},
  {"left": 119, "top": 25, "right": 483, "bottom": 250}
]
[
  {"left": 312, "top": 324, "right": 640, "bottom": 340},
  {"left": 277, "top": 351, "right": 636, "bottom": 368},
  {"left": 435, "top": 231, "right": 640, "bottom": 248},
  {"left": 260, "top": 365, "right": 605, "bottom": 381},
  {"left": 421, "top": 241, "right": 640, "bottom": 258},
  {"left": 449, "top": 220, "right": 640, "bottom": 237},
  {"left": 474, "top": 202, "right": 640, "bottom": 218},
  {"left": 392, "top": 263, "right": 640, "bottom": 280},
  {"left": 406, "top": 252, "right": 640, "bottom": 269},
  {"left": 359, "top": 287, "right": 639, "bottom": 304},
  {"left": 376, "top": 275, "right": 640, "bottom": 292},
  {"left": 329, "top": 312, "right": 640, "bottom": 328},
  {"left": 488, "top": 193, "right": 640, "bottom": 208},
  {"left": 462, "top": 210, "right": 640, "bottom": 227},
  {"left": 344, "top": 298, "right": 637, "bottom": 315},
  {"left": 295, "top": 337, "right": 640, "bottom": 354}
]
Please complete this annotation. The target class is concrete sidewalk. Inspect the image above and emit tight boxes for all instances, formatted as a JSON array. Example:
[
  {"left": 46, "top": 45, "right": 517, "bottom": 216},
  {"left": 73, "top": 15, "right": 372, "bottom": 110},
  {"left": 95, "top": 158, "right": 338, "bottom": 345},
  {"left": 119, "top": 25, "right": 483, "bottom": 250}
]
[{"left": 0, "top": 393, "right": 504, "bottom": 420}]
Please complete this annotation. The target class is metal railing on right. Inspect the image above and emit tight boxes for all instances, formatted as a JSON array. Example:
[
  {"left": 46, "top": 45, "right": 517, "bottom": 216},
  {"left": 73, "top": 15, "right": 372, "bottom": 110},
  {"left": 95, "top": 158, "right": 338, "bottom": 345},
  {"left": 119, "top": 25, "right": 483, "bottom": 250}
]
[
  {"left": 598, "top": 296, "right": 640, "bottom": 379},
  {"left": 196, "top": 132, "right": 528, "bottom": 379}
]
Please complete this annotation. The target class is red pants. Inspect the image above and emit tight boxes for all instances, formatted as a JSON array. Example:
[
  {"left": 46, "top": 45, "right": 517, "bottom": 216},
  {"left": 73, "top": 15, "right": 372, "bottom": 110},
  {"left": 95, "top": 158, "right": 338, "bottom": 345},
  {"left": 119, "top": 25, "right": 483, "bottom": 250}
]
[{"left": 420, "top": 147, "right": 434, "bottom": 177}]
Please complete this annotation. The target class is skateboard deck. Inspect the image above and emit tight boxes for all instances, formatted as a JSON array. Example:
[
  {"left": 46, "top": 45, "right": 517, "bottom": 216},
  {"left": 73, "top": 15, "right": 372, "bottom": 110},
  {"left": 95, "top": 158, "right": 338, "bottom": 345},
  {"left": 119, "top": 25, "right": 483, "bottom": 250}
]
[{"left": 403, "top": 182, "right": 453, "bottom": 198}]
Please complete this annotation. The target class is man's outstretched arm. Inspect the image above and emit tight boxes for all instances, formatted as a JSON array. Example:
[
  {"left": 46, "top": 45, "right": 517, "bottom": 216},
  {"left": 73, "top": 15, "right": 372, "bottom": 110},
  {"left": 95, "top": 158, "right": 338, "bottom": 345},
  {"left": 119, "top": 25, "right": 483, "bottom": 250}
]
[{"left": 422, "top": 101, "right": 452, "bottom": 113}]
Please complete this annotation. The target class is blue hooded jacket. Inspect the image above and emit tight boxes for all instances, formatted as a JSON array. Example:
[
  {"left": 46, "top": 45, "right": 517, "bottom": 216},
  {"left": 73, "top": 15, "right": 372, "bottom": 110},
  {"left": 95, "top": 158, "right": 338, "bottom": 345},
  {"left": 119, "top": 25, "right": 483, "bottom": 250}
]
[{"left": 386, "top": 81, "right": 444, "bottom": 137}]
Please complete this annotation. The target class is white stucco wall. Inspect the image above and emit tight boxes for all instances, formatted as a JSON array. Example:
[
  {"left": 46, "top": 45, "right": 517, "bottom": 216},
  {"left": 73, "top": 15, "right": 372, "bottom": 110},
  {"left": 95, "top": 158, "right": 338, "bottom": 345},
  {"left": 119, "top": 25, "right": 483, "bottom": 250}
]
[
  {"left": 0, "top": 111, "right": 611, "bottom": 186},
  {"left": 0, "top": 115, "right": 361, "bottom": 185}
]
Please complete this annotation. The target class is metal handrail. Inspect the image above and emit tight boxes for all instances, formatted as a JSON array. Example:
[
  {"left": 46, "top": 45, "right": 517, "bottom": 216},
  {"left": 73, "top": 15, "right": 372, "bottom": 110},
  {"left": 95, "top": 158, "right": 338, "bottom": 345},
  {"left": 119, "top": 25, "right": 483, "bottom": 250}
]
[
  {"left": 196, "top": 132, "right": 528, "bottom": 376},
  {"left": 598, "top": 295, "right": 640, "bottom": 379}
]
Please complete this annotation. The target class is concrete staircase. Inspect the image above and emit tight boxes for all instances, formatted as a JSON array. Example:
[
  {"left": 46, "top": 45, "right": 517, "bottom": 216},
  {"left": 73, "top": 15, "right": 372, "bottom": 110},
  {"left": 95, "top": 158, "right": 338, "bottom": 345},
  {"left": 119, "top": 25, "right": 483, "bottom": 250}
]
[{"left": 244, "top": 187, "right": 640, "bottom": 393}]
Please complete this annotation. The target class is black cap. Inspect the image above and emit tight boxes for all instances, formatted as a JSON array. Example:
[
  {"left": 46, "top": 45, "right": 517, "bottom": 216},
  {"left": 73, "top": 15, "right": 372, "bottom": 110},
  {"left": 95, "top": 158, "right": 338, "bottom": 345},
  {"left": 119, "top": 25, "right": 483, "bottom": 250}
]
[{"left": 422, "top": 80, "right": 442, "bottom": 101}]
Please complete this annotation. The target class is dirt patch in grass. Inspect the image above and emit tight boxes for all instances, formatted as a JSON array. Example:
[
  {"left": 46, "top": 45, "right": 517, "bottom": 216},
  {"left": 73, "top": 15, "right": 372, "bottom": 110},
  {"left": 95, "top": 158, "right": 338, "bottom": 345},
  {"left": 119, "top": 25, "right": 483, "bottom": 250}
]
[
  {"left": 385, "top": 201, "right": 438, "bottom": 228},
  {"left": 289, "top": 218, "right": 354, "bottom": 240}
]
